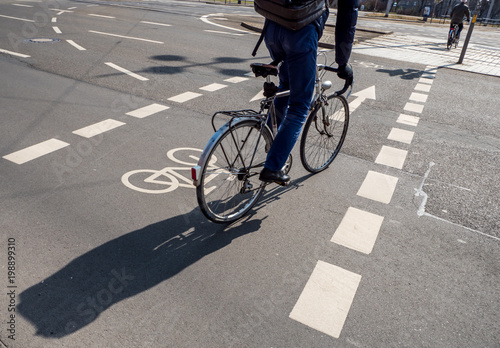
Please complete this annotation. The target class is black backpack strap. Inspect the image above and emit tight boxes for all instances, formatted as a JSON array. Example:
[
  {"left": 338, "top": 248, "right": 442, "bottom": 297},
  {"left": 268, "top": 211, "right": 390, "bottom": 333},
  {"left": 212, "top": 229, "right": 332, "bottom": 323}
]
[{"left": 252, "top": 19, "right": 269, "bottom": 57}]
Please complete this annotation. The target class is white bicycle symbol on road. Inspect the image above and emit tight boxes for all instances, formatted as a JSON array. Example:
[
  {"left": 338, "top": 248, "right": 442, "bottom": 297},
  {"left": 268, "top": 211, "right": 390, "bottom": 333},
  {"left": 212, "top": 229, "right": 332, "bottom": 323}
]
[{"left": 121, "top": 147, "right": 216, "bottom": 194}]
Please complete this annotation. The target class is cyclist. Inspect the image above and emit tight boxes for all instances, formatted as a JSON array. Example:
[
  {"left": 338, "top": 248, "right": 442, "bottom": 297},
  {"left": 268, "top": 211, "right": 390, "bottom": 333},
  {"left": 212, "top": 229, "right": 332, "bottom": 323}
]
[
  {"left": 257, "top": 0, "right": 359, "bottom": 185},
  {"left": 449, "top": 0, "right": 470, "bottom": 41}
]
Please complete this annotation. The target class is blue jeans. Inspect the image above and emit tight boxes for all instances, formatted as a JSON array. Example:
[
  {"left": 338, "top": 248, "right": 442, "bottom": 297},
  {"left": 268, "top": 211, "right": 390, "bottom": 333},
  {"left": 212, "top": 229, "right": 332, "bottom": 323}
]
[{"left": 263, "top": 15, "right": 326, "bottom": 172}]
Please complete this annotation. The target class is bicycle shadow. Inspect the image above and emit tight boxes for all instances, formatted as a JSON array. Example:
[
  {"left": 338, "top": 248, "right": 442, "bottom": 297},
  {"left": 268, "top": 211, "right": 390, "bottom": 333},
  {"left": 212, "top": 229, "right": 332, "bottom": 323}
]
[{"left": 17, "top": 208, "right": 261, "bottom": 338}]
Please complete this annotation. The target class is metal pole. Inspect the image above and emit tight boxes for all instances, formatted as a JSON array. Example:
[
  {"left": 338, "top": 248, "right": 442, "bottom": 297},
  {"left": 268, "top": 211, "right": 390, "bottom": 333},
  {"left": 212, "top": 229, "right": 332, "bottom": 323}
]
[{"left": 458, "top": 14, "right": 476, "bottom": 64}]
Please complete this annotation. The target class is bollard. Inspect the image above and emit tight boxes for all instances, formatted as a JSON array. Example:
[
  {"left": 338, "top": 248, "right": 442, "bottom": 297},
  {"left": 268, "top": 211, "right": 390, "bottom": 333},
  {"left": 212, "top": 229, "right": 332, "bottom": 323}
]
[{"left": 457, "top": 15, "right": 476, "bottom": 64}]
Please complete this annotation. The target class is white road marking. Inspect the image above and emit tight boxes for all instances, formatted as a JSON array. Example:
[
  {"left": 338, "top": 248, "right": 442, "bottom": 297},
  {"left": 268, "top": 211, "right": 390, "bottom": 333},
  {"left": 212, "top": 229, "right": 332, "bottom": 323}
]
[
  {"left": 349, "top": 86, "right": 376, "bottom": 113},
  {"left": 289, "top": 261, "right": 361, "bottom": 338},
  {"left": 418, "top": 77, "right": 434, "bottom": 84},
  {"left": 357, "top": 170, "right": 399, "bottom": 204},
  {"left": 404, "top": 102, "right": 424, "bottom": 114},
  {"left": 0, "top": 14, "right": 34, "bottom": 22},
  {"left": 140, "top": 20, "right": 171, "bottom": 26},
  {"left": 168, "top": 92, "right": 202, "bottom": 103},
  {"left": 105, "top": 62, "right": 149, "bottom": 81},
  {"left": 88, "top": 13, "right": 115, "bottom": 18},
  {"left": 51, "top": 17, "right": 57, "bottom": 22},
  {"left": 375, "top": 145, "right": 408, "bottom": 169},
  {"left": 200, "top": 83, "right": 227, "bottom": 92},
  {"left": 204, "top": 30, "right": 244, "bottom": 36},
  {"left": 72, "top": 119, "right": 125, "bottom": 138},
  {"left": 387, "top": 127, "right": 414, "bottom": 144},
  {"left": 89, "top": 30, "right": 163, "bottom": 44},
  {"left": 397, "top": 113, "right": 420, "bottom": 127},
  {"left": 414, "top": 83, "right": 432, "bottom": 92},
  {"left": 409, "top": 92, "right": 428, "bottom": 103},
  {"left": 126, "top": 103, "right": 169, "bottom": 118},
  {"left": 250, "top": 90, "right": 264, "bottom": 102},
  {"left": 224, "top": 76, "right": 248, "bottom": 83},
  {"left": 12, "top": 3, "right": 33, "bottom": 7},
  {"left": 0, "top": 48, "right": 30, "bottom": 58},
  {"left": 66, "top": 40, "right": 86, "bottom": 51},
  {"left": 50, "top": 9, "right": 73, "bottom": 14},
  {"left": 3, "top": 139, "right": 69, "bottom": 164},
  {"left": 331, "top": 207, "right": 384, "bottom": 254},
  {"left": 200, "top": 13, "right": 249, "bottom": 33},
  {"left": 52, "top": 26, "right": 61, "bottom": 34}
]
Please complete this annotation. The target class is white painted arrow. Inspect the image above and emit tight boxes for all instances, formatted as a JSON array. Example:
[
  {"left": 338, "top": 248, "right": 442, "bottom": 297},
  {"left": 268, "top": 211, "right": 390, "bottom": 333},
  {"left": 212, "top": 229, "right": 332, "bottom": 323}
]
[{"left": 349, "top": 85, "right": 376, "bottom": 113}]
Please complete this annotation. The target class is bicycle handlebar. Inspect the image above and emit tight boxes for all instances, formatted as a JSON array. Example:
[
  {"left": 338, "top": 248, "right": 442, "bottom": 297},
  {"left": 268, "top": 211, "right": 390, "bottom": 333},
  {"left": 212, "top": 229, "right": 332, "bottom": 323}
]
[{"left": 320, "top": 65, "right": 353, "bottom": 96}]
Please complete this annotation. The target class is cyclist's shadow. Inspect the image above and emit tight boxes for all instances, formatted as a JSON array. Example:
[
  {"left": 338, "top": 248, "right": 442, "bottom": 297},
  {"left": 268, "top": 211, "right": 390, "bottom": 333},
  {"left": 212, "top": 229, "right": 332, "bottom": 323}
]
[{"left": 17, "top": 208, "right": 261, "bottom": 338}]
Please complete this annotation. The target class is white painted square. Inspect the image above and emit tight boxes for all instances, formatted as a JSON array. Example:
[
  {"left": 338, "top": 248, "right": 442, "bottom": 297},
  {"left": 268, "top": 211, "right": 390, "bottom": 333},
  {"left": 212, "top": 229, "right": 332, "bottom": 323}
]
[
  {"left": 357, "top": 170, "right": 399, "bottom": 204},
  {"left": 388, "top": 128, "right": 414, "bottom": 144},
  {"left": 73, "top": 119, "right": 125, "bottom": 138},
  {"left": 199, "top": 83, "right": 227, "bottom": 92},
  {"left": 409, "top": 92, "right": 428, "bottom": 103},
  {"left": 224, "top": 77, "right": 248, "bottom": 83},
  {"left": 126, "top": 103, "right": 169, "bottom": 118},
  {"left": 168, "top": 92, "right": 203, "bottom": 103},
  {"left": 404, "top": 102, "right": 424, "bottom": 114},
  {"left": 289, "top": 261, "right": 361, "bottom": 338},
  {"left": 331, "top": 207, "right": 384, "bottom": 254},
  {"left": 415, "top": 83, "right": 431, "bottom": 92},
  {"left": 3, "top": 138, "right": 69, "bottom": 164},
  {"left": 397, "top": 114, "right": 420, "bottom": 127},
  {"left": 375, "top": 145, "right": 408, "bottom": 169}
]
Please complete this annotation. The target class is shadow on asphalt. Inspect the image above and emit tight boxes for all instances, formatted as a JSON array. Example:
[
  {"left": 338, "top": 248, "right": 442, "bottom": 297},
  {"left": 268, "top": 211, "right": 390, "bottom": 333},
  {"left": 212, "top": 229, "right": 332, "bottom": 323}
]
[{"left": 17, "top": 172, "right": 314, "bottom": 338}]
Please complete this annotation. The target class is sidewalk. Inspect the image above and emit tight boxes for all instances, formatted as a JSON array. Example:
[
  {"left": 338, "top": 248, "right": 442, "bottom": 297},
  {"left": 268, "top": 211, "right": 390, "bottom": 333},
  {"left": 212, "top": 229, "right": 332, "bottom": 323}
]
[{"left": 239, "top": 15, "right": 500, "bottom": 77}]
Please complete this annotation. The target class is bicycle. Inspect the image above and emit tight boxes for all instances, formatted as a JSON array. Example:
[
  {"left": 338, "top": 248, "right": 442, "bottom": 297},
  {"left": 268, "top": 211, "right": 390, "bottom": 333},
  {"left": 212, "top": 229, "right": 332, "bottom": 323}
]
[
  {"left": 192, "top": 52, "right": 352, "bottom": 223},
  {"left": 447, "top": 23, "right": 460, "bottom": 49}
]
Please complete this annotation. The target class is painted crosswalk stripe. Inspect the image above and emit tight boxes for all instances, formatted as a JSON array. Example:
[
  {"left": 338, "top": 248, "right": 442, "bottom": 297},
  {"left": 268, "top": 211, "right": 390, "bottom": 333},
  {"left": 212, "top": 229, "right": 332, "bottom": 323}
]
[
  {"left": 289, "top": 261, "right": 361, "bottom": 338},
  {"left": 404, "top": 102, "right": 424, "bottom": 114},
  {"left": 409, "top": 92, "right": 428, "bottom": 103},
  {"left": 126, "top": 103, "right": 169, "bottom": 118},
  {"left": 414, "top": 83, "right": 431, "bottom": 92},
  {"left": 168, "top": 92, "right": 202, "bottom": 103},
  {"left": 66, "top": 40, "right": 86, "bottom": 51},
  {"left": 224, "top": 77, "right": 248, "bottom": 83},
  {"left": 105, "top": 62, "right": 149, "bottom": 81},
  {"left": 200, "top": 83, "right": 227, "bottom": 92},
  {"left": 357, "top": 171, "right": 399, "bottom": 204},
  {"left": 331, "top": 207, "right": 384, "bottom": 254},
  {"left": 397, "top": 114, "right": 420, "bottom": 127},
  {"left": 72, "top": 119, "right": 125, "bottom": 138},
  {"left": 375, "top": 145, "right": 408, "bottom": 169},
  {"left": 3, "top": 139, "right": 69, "bottom": 164},
  {"left": 387, "top": 127, "right": 414, "bottom": 144}
]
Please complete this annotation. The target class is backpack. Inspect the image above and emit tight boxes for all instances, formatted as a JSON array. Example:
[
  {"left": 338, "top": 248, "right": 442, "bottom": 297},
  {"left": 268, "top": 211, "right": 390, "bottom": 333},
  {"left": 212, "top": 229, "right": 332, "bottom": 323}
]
[{"left": 254, "top": 0, "right": 327, "bottom": 31}]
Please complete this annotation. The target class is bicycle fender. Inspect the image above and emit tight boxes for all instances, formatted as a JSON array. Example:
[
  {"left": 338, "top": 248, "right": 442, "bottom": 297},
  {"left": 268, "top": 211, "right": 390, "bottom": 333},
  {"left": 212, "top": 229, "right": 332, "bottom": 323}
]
[{"left": 192, "top": 117, "right": 261, "bottom": 186}]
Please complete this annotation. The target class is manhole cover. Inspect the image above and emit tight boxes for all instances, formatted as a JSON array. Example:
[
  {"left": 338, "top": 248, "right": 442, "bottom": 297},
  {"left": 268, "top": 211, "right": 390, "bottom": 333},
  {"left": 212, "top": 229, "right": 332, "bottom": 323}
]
[{"left": 25, "top": 38, "right": 61, "bottom": 43}]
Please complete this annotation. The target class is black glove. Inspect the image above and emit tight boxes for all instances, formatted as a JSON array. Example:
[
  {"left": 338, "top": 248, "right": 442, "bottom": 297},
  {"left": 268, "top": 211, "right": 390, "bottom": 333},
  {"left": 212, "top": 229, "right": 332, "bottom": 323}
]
[{"left": 337, "top": 64, "right": 353, "bottom": 80}]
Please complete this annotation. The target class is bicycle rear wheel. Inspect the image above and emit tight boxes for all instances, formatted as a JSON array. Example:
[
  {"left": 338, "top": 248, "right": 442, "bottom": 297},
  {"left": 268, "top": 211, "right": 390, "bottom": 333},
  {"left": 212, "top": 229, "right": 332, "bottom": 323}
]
[
  {"left": 447, "top": 29, "right": 455, "bottom": 49},
  {"left": 300, "top": 94, "right": 349, "bottom": 173},
  {"left": 197, "top": 119, "right": 272, "bottom": 223}
]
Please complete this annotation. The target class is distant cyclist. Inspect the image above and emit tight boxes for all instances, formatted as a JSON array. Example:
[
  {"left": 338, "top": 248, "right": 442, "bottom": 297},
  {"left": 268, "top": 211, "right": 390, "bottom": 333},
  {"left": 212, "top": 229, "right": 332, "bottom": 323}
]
[{"left": 449, "top": 0, "right": 471, "bottom": 40}]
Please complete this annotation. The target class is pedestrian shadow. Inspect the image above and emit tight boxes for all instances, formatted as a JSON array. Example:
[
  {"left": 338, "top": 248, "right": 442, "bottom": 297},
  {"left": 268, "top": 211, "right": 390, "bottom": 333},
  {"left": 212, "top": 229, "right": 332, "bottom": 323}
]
[{"left": 17, "top": 208, "right": 262, "bottom": 338}]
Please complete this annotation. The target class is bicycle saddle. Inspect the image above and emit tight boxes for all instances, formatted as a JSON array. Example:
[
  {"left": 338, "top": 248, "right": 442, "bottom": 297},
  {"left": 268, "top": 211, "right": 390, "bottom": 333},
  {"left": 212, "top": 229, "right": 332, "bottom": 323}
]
[{"left": 250, "top": 62, "right": 279, "bottom": 78}]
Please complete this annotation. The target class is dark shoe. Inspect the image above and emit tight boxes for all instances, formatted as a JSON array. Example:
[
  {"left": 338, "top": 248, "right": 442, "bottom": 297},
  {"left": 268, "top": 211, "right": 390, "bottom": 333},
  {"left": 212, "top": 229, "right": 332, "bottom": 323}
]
[{"left": 259, "top": 168, "right": 290, "bottom": 186}]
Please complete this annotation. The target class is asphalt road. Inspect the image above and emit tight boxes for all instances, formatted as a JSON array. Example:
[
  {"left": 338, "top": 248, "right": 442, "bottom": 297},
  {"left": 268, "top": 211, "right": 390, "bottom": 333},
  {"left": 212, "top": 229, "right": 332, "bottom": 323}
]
[{"left": 0, "top": 0, "right": 499, "bottom": 347}]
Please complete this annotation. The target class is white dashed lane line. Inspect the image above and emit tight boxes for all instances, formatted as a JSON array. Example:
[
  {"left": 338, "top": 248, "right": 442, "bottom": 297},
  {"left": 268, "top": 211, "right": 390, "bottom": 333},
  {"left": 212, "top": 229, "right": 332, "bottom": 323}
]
[
  {"left": 52, "top": 26, "right": 62, "bottom": 34},
  {"left": 126, "top": 103, "right": 169, "bottom": 118},
  {"left": 200, "top": 83, "right": 227, "bottom": 92},
  {"left": 357, "top": 170, "right": 399, "bottom": 204},
  {"left": 168, "top": 92, "right": 203, "bottom": 103},
  {"left": 89, "top": 30, "right": 164, "bottom": 44},
  {"left": 3, "top": 139, "right": 69, "bottom": 165},
  {"left": 105, "top": 62, "right": 149, "bottom": 81},
  {"left": 72, "top": 119, "right": 126, "bottom": 138},
  {"left": 375, "top": 145, "right": 408, "bottom": 170},
  {"left": 88, "top": 13, "right": 115, "bottom": 19},
  {"left": 66, "top": 40, "right": 86, "bottom": 51},
  {"left": 0, "top": 14, "right": 35, "bottom": 22},
  {"left": 141, "top": 21, "right": 171, "bottom": 27},
  {"left": 0, "top": 48, "right": 30, "bottom": 58}
]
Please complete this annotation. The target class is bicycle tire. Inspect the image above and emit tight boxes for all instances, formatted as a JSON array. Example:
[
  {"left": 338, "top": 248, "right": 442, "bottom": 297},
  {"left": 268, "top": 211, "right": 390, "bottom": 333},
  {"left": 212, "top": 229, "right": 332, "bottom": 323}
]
[
  {"left": 300, "top": 94, "right": 349, "bottom": 173},
  {"left": 197, "top": 119, "right": 272, "bottom": 223}
]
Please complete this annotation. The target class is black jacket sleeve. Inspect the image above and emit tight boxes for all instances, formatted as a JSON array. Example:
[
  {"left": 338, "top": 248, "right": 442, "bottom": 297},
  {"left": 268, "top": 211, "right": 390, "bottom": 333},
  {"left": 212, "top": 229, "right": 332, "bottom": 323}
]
[{"left": 335, "top": 0, "right": 359, "bottom": 66}]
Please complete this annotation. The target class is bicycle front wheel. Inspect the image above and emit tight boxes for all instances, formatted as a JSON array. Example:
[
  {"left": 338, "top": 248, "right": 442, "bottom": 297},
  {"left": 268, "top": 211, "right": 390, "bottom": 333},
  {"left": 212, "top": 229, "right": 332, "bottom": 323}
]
[
  {"left": 300, "top": 94, "right": 349, "bottom": 173},
  {"left": 197, "top": 119, "right": 272, "bottom": 223}
]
